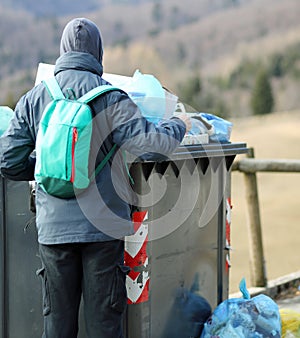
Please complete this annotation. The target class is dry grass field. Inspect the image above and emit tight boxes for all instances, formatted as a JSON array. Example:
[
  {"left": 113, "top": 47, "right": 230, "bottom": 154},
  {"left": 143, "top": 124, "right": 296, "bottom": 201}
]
[{"left": 229, "top": 110, "right": 300, "bottom": 293}]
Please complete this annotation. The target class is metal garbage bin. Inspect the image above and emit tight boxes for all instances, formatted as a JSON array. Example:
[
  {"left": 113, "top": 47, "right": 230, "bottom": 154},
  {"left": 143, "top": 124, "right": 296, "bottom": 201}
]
[
  {"left": 0, "top": 142, "right": 247, "bottom": 338},
  {"left": 124, "top": 142, "right": 248, "bottom": 338},
  {"left": 0, "top": 179, "right": 87, "bottom": 338},
  {"left": 0, "top": 179, "right": 42, "bottom": 338}
]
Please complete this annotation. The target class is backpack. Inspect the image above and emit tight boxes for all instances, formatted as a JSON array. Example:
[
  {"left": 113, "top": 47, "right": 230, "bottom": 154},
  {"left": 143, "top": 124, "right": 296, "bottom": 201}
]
[{"left": 35, "top": 77, "right": 120, "bottom": 198}]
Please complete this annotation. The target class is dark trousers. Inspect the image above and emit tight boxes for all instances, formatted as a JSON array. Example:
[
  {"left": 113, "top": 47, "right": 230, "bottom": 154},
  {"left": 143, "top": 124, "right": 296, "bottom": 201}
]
[{"left": 37, "top": 240, "right": 128, "bottom": 338}]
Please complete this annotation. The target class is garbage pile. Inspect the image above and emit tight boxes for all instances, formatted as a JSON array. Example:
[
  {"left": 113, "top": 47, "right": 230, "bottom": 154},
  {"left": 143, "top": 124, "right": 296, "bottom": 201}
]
[
  {"left": 103, "top": 68, "right": 234, "bottom": 145},
  {"left": 200, "top": 278, "right": 281, "bottom": 338},
  {"left": 179, "top": 110, "right": 233, "bottom": 145}
]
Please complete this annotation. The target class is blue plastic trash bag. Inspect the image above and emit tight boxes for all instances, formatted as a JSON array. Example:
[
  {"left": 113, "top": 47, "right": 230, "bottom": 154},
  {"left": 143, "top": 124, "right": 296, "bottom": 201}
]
[
  {"left": 124, "top": 69, "right": 166, "bottom": 124},
  {"left": 0, "top": 106, "right": 13, "bottom": 136},
  {"left": 201, "top": 278, "right": 281, "bottom": 337},
  {"left": 199, "top": 112, "right": 233, "bottom": 143}
]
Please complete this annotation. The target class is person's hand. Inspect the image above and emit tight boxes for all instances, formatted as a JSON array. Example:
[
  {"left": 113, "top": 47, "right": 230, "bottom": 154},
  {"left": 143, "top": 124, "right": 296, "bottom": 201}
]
[{"left": 176, "top": 113, "right": 192, "bottom": 133}]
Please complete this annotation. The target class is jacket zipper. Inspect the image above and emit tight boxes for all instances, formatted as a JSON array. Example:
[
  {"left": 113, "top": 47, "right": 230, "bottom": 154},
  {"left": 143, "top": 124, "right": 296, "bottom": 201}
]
[{"left": 70, "top": 127, "right": 78, "bottom": 183}]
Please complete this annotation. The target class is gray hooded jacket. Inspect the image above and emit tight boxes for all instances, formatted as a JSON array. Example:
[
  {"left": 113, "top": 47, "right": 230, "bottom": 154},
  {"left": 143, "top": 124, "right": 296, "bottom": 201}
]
[{"left": 0, "top": 18, "right": 186, "bottom": 244}]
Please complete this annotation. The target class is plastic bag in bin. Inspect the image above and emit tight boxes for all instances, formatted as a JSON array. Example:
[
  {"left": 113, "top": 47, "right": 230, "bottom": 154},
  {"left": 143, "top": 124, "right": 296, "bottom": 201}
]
[
  {"left": 175, "top": 103, "right": 232, "bottom": 143},
  {"left": 123, "top": 69, "right": 166, "bottom": 124},
  {"left": 201, "top": 278, "right": 281, "bottom": 337},
  {"left": 199, "top": 112, "right": 232, "bottom": 143}
]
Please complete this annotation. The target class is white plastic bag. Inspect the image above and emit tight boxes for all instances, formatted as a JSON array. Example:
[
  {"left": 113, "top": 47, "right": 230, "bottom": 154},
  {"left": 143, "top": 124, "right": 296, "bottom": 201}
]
[
  {"left": 0, "top": 106, "right": 13, "bottom": 136},
  {"left": 122, "top": 69, "right": 166, "bottom": 124}
]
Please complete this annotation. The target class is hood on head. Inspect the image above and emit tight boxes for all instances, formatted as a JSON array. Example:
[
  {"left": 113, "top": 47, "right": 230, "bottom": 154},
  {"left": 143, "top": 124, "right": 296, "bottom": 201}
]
[{"left": 60, "top": 18, "right": 103, "bottom": 63}]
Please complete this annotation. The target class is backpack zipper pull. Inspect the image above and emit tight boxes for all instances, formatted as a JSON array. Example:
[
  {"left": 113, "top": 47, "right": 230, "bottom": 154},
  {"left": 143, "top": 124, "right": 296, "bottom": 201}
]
[{"left": 70, "top": 127, "right": 78, "bottom": 183}]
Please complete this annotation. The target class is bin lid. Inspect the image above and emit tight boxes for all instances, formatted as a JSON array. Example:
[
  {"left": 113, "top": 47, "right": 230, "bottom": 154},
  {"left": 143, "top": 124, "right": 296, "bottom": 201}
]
[
  {"left": 170, "top": 142, "right": 248, "bottom": 161},
  {"left": 127, "top": 142, "right": 248, "bottom": 163}
]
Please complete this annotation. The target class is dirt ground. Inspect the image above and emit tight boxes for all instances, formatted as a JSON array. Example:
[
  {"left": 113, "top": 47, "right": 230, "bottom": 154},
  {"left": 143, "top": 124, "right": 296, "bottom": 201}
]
[{"left": 228, "top": 110, "right": 300, "bottom": 294}]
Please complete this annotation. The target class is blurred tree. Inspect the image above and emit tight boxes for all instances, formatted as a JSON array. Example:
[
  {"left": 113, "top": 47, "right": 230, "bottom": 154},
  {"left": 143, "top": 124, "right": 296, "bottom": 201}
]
[
  {"left": 269, "top": 53, "right": 284, "bottom": 78},
  {"left": 178, "top": 75, "right": 202, "bottom": 105},
  {"left": 169, "top": 5, "right": 179, "bottom": 30},
  {"left": 152, "top": 2, "right": 163, "bottom": 25},
  {"left": 3, "top": 92, "right": 16, "bottom": 109},
  {"left": 177, "top": 42, "right": 187, "bottom": 62},
  {"left": 229, "top": 59, "right": 262, "bottom": 88},
  {"left": 250, "top": 70, "right": 274, "bottom": 115},
  {"left": 148, "top": 28, "right": 161, "bottom": 37},
  {"left": 177, "top": 75, "right": 229, "bottom": 117},
  {"left": 114, "top": 21, "right": 124, "bottom": 34}
]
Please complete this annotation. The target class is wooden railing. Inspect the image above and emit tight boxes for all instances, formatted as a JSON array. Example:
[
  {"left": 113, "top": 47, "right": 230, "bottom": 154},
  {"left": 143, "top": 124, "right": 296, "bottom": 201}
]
[{"left": 232, "top": 148, "right": 300, "bottom": 287}]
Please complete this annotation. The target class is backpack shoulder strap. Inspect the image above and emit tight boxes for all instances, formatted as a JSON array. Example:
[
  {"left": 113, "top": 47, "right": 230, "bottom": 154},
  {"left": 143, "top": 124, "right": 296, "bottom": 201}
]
[
  {"left": 92, "top": 144, "right": 118, "bottom": 180},
  {"left": 80, "top": 85, "right": 122, "bottom": 180},
  {"left": 78, "top": 85, "right": 121, "bottom": 104},
  {"left": 43, "top": 77, "right": 65, "bottom": 100}
]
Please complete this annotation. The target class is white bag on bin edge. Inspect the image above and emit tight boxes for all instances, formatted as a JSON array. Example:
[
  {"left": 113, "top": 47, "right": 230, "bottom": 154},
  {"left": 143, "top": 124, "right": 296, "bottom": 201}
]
[
  {"left": 0, "top": 106, "right": 13, "bottom": 136},
  {"left": 123, "top": 69, "right": 166, "bottom": 124}
]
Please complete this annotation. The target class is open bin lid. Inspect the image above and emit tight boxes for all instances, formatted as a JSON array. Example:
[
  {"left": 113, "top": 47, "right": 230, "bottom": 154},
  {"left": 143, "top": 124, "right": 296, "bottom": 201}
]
[
  {"left": 171, "top": 142, "right": 248, "bottom": 160},
  {"left": 127, "top": 142, "right": 248, "bottom": 163}
]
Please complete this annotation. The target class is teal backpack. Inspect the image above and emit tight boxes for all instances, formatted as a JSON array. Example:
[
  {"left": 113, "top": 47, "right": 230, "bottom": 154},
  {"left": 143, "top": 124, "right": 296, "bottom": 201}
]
[{"left": 35, "top": 77, "right": 120, "bottom": 198}]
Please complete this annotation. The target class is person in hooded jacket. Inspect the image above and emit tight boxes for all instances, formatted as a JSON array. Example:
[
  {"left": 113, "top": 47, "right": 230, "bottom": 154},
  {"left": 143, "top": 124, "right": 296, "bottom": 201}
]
[{"left": 0, "top": 18, "right": 191, "bottom": 338}]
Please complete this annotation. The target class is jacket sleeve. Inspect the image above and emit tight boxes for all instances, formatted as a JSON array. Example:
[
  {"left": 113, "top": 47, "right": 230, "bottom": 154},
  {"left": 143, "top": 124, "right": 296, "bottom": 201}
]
[
  {"left": 0, "top": 95, "right": 36, "bottom": 181},
  {"left": 109, "top": 93, "right": 186, "bottom": 161}
]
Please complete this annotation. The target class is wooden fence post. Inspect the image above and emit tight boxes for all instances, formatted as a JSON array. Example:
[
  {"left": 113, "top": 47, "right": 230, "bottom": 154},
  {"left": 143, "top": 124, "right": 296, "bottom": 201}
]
[{"left": 243, "top": 148, "right": 267, "bottom": 287}]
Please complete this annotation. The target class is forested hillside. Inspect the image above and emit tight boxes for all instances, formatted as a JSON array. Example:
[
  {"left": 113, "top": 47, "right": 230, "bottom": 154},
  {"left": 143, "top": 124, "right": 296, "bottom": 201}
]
[
  {"left": 1, "top": 0, "right": 109, "bottom": 16},
  {"left": 1, "top": 0, "right": 300, "bottom": 117}
]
